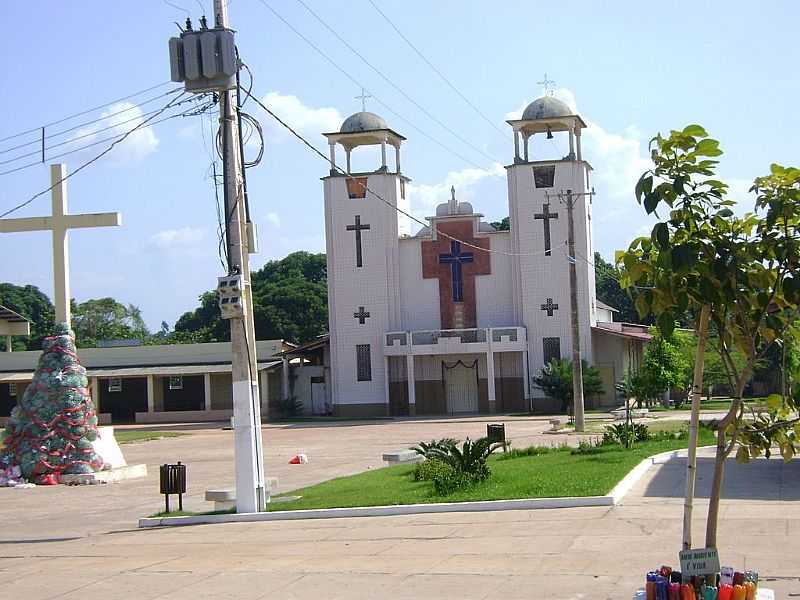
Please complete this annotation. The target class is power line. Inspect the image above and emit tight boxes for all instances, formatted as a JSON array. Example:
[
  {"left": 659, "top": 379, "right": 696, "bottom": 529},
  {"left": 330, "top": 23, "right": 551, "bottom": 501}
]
[
  {"left": 253, "top": 0, "right": 490, "bottom": 172},
  {"left": 244, "top": 87, "right": 568, "bottom": 259},
  {"left": 0, "top": 81, "right": 175, "bottom": 144},
  {"left": 0, "top": 96, "right": 209, "bottom": 177},
  {"left": 292, "top": 0, "right": 503, "bottom": 165},
  {"left": 0, "top": 92, "right": 190, "bottom": 219},
  {"left": 367, "top": 0, "right": 509, "bottom": 143},
  {"left": 0, "top": 88, "right": 183, "bottom": 156}
]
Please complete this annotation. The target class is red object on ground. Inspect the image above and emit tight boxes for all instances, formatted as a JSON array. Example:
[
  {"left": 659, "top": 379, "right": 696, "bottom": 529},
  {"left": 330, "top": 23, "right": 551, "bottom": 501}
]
[
  {"left": 288, "top": 455, "right": 302, "bottom": 464},
  {"left": 37, "top": 473, "right": 60, "bottom": 485}
]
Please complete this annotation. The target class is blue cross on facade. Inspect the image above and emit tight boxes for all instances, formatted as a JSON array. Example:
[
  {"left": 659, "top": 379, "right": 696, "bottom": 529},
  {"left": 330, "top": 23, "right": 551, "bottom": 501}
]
[{"left": 439, "top": 240, "right": 474, "bottom": 302}]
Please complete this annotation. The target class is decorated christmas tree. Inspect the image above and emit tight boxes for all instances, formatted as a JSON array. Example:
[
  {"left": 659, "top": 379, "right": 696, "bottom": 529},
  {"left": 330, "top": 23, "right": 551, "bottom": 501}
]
[{"left": 1, "top": 323, "right": 104, "bottom": 484}]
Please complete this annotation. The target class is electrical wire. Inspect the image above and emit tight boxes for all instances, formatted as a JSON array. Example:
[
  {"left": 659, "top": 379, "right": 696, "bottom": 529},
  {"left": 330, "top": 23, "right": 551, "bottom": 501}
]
[
  {"left": 0, "top": 81, "right": 176, "bottom": 144},
  {"left": 253, "top": 0, "right": 489, "bottom": 172},
  {"left": 244, "top": 87, "right": 570, "bottom": 259},
  {"left": 0, "top": 96, "right": 210, "bottom": 177},
  {"left": 0, "top": 88, "right": 183, "bottom": 156},
  {"left": 292, "top": 0, "right": 503, "bottom": 165},
  {"left": 0, "top": 92, "right": 191, "bottom": 219},
  {"left": 367, "top": 0, "right": 509, "bottom": 143}
]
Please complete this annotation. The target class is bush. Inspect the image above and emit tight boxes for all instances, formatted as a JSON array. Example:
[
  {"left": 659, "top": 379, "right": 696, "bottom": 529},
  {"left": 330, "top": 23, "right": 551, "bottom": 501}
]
[
  {"left": 603, "top": 423, "right": 650, "bottom": 447},
  {"left": 431, "top": 463, "right": 473, "bottom": 495},
  {"left": 571, "top": 439, "right": 604, "bottom": 455},
  {"left": 413, "top": 458, "right": 449, "bottom": 482},
  {"left": 497, "top": 444, "right": 559, "bottom": 461},
  {"left": 411, "top": 438, "right": 458, "bottom": 459},
  {"left": 533, "top": 358, "right": 605, "bottom": 413},
  {"left": 279, "top": 396, "right": 303, "bottom": 417},
  {"left": 428, "top": 437, "right": 498, "bottom": 480}
]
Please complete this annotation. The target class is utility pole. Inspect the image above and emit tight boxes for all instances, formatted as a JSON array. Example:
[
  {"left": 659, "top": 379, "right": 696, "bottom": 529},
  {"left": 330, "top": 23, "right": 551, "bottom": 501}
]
[
  {"left": 565, "top": 189, "right": 585, "bottom": 432},
  {"left": 214, "top": 0, "right": 266, "bottom": 513}
]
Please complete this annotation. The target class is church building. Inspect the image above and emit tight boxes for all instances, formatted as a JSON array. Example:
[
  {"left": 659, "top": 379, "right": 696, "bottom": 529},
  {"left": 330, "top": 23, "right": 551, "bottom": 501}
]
[{"left": 323, "top": 95, "right": 649, "bottom": 417}]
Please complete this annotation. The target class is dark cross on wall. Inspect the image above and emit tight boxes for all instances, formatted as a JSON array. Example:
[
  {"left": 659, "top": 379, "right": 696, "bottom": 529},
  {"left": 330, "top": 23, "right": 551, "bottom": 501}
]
[
  {"left": 353, "top": 306, "right": 370, "bottom": 324},
  {"left": 540, "top": 297, "right": 559, "bottom": 317},
  {"left": 346, "top": 215, "right": 370, "bottom": 268},
  {"left": 438, "top": 240, "right": 474, "bottom": 302},
  {"left": 534, "top": 203, "right": 559, "bottom": 256}
]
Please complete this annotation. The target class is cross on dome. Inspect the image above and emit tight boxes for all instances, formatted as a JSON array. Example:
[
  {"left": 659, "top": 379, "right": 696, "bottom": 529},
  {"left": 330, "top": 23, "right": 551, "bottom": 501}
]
[
  {"left": 537, "top": 72, "right": 556, "bottom": 96},
  {"left": 354, "top": 87, "right": 372, "bottom": 112}
]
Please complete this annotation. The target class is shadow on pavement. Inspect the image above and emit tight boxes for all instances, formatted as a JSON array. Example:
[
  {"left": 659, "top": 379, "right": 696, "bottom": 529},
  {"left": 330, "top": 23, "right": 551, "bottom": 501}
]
[{"left": 643, "top": 456, "right": 800, "bottom": 501}]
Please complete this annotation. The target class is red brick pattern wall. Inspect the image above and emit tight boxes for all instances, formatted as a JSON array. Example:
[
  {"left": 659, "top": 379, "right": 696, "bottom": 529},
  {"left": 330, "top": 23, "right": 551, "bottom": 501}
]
[{"left": 421, "top": 220, "right": 491, "bottom": 329}]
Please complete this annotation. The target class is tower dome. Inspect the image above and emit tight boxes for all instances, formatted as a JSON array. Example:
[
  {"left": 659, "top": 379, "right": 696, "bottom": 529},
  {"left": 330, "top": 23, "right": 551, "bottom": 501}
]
[
  {"left": 522, "top": 96, "right": 572, "bottom": 120},
  {"left": 340, "top": 111, "right": 389, "bottom": 134}
]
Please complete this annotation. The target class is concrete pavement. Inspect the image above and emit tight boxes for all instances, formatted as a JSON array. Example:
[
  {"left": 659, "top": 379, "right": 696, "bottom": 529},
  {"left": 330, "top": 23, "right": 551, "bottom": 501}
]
[{"left": 0, "top": 415, "right": 797, "bottom": 599}]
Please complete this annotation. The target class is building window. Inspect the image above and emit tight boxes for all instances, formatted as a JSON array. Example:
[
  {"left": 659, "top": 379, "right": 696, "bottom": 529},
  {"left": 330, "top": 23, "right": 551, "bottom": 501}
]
[
  {"left": 346, "top": 177, "right": 368, "bottom": 199},
  {"left": 533, "top": 165, "right": 555, "bottom": 188},
  {"left": 356, "top": 344, "right": 372, "bottom": 382},
  {"left": 542, "top": 337, "right": 561, "bottom": 366},
  {"left": 108, "top": 378, "right": 122, "bottom": 393},
  {"left": 8, "top": 383, "right": 17, "bottom": 397},
  {"left": 169, "top": 376, "right": 184, "bottom": 390}
]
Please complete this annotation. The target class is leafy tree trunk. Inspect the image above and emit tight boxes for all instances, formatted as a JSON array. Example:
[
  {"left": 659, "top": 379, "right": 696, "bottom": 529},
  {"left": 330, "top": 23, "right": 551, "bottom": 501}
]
[
  {"left": 683, "top": 304, "right": 710, "bottom": 550},
  {"left": 705, "top": 384, "right": 745, "bottom": 548}
]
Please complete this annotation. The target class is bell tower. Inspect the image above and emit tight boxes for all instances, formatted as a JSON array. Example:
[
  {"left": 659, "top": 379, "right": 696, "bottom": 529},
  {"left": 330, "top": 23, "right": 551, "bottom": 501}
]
[
  {"left": 505, "top": 96, "right": 597, "bottom": 385},
  {"left": 323, "top": 111, "right": 406, "bottom": 416}
]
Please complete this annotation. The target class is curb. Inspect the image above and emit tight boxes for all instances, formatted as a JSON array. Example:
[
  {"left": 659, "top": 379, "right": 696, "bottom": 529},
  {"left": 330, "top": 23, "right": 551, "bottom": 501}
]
[{"left": 138, "top": 447, "right": 710, "bottom": 529}]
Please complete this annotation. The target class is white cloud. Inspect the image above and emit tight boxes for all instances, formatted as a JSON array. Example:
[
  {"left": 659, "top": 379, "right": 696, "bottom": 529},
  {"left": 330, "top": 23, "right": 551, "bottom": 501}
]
[
  {"left": 69, "top": 101, "right": 159, "bottom": 164},
  {"left": 265, "top": 212, "right": 281, "bottom": 227},
  {"left": 148, "top": 227, "right": 205, "bottom": 249},
  {"left": 403, "top": 164, "right": 505, "bottom": 235},
  {"left": 261, "top": 92, "right": 342, "bottom": 140}
]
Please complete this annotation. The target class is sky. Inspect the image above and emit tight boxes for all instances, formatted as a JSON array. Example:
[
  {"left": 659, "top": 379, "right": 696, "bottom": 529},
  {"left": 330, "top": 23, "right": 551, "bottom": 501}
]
[{"left": 1, "top": 1, "right": 798, "bottom": 331}]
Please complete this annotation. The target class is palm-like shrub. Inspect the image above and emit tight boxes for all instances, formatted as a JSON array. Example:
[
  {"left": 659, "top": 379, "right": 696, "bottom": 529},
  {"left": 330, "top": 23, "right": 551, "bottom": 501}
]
[
  {"left": 534, "top": 358, "right": 605, "bottom": 413},
  {"left": 427, "top": 437, "right": 499, "bottom": 482},
  {"left": 411, "top": 438, "right": 457, "bottom": 459}
]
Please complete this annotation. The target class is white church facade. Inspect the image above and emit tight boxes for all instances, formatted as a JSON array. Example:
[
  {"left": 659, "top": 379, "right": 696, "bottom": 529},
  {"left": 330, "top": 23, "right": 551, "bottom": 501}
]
[{"left": 323, "top": 95, "right": 649, "bottom": 417}]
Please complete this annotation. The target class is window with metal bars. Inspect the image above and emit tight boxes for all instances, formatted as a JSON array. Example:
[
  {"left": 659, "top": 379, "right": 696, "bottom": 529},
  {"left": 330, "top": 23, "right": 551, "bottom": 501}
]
[{"left": 356, "top": 344, "right": 372, "bottom": 381}]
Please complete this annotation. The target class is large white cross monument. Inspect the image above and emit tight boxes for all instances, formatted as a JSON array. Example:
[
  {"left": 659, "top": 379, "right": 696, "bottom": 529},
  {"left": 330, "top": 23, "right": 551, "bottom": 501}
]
[{"left": 0, "top": 163, "right": 121, "bottom": 328}]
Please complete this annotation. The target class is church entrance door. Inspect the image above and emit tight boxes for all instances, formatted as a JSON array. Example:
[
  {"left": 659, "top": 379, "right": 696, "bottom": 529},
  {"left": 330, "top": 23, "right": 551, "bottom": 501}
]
[{"left": 444, "top": 360, "right": 479, "bottom": 414}]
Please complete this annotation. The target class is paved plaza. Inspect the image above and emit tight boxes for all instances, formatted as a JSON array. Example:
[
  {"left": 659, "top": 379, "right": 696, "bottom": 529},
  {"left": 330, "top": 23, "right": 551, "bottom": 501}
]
[{"left": 0, "top": 415, "right": 797, "bottom": 599}]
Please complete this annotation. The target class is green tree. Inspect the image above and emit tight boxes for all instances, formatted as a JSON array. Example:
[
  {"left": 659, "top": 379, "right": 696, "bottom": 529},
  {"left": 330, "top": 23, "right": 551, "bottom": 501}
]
[
  {"left": 618, "top": 125, "right": 800, "bottom": 548},
  {"left": 490, "top": 217, "right": 510, "bottom": 231},
  {"left": 533, "top": 358, "right": 605, "bottom": 414},
  {"left": 71, "top": 298, "right": 149, "bottom": 347},
  {"left": 174, "top": 251, "right": 328, "bottom": 344},
  {"left": 0, "top": 283, "right": 55, "bottom": 351},
  {"left": 637, "top": 332, "right": 692, "bottom": 406},
  {"left": 593, "top": 253, "right": 642, "bottom": 324}
]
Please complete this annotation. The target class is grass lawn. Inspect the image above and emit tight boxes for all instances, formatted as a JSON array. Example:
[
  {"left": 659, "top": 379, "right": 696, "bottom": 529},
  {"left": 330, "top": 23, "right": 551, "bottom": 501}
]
[
  {"left": 268, "top": 426, "right": 716, "bottom": 512},
  {"left": 114, "top": 430, "right": 187, "bottom": 444}
]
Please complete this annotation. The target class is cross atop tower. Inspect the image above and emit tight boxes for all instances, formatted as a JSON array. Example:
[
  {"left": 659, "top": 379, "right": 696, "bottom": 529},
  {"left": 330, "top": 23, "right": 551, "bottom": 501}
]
[
  {"left": 355, "top": 87, "right": 372, "bottom": 112},
  {"left": 537, "top": 73, "right": 556, "bottom": 96}
]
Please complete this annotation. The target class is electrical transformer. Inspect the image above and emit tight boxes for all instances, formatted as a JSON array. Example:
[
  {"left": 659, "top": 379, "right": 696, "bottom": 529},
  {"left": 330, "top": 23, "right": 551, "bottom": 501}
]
[
  {"left": 217, "top": 274, "right": 243, "bottom": 319},
  {"left": 169, "top": 26, "right": 237, "bottom": 93}
]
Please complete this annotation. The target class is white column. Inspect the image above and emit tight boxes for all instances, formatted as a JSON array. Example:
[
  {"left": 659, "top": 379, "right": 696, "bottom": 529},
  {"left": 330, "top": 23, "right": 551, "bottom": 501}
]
[
  {"left": 329, "top": 142, "right": 336, "bottom": 173},
  {"left": 513, "top": 130, "right": 520, "bottom": 161},
  {"left": 486, "top": 339, "right": 496, "bottom": 412},
  {"left": 51, "top": 164, "right": 71, "bottom": 326},
  {"left": 90, "top": 376, "right": 100, "bottom": 413},
  {"left": 203, "top": 373, "right": 212, "bottom": 411},
  {"left": 259, "top": 368, "right": 269, "bottom": 417},
  {"left": 394, "top": 145, "right": 401, "bottom": 173},
  {"left": 575, "top": 128, "right": 582, "bottom": 161},
  {"left": 384, "top": 356, "right": 390, "bottom": 413},
  {"left": 281, "top": 356, "right": 290, "bottom": 400},
  {"left": 381, "top": 137, "right": 387, "bottom": 169},
  {"left": 146, "top": 375, "right": 155, "bottom": 413},
  {"left": 5, "top": 336, "right": 11, "bottom": 352},
  {"left": 346, "top": 149, "right": 351, "bottom": 174},
  {"left": 523, "top": 134, "right": 529, "bottom": 162},
  {"left": 569, "top": 128, "right": 575, "bottom": 159},
  {"left": 406, "top": 354, "right": 416, "bottom": 415},
  {"left": 522, "top": 350, "right": 531, "bottom": 405}
]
